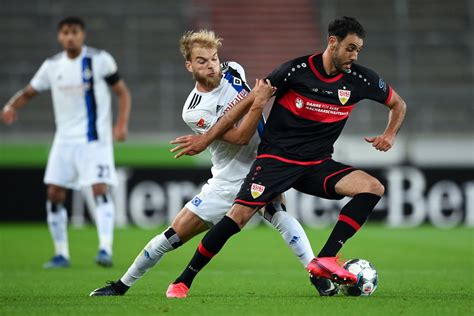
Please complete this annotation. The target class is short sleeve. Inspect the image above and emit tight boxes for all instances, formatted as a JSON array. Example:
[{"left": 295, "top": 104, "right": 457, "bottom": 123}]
[
  {"left": 358, "top": 66, "right": 392, "bottom": 105},
  {"left": 30, "top": 60, "right": 51, "bottom": 92},
  {"left": 99, "top": 50, "right": 118, "bottom": 78},
  {"left": 227, "top": 61, "right": 247, "bottom": 82},
  {"left": 265, "top": 58, "right": 295, "bottom": 96}
]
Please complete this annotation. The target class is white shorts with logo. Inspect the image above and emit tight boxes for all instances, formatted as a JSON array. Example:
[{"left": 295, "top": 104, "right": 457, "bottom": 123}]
[
  {"left": 185, "top": 183, "right": 238, "bottom": 226},
  {"left": 44, "top": 140, "right": 117, "bottom": 189}
]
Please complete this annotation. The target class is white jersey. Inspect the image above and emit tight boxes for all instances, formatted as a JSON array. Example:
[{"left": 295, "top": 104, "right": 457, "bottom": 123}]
[
  {"left": 30, "top": 46, "right": 118, "bottom": 144},
  {"left": 182, "top": 61, "right": 263, "bottom": 195}
]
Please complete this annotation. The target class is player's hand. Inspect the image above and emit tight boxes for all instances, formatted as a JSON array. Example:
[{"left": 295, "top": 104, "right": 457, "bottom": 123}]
[
  {"left": 251, "top": 79, "right": 274, "bottom": 109},
  {"left": 1, "top": 105, "right": 18, "bottom": 125},
  {"left": 113, "top": 124, "right": 128, "bottom": 142},
  {"left": 364, "top": 134, "right": 395, "bottom": 152},
  {"left": 170, "top": 134, "right": 209, "bottom": 158}
]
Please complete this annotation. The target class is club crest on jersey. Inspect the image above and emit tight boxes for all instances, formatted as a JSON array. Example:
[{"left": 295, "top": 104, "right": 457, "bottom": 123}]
[
  {"left": 233, "top": 78, "right": 242, "bottom": 86},
  {"left": 82, "top": 68, "right": 92, "bottom": 81},
  {"left": 250, "top": 183, "right": 265, "bottom": 199},
  {"left": 338, "top": 89, "right": 351, "bottom": 105},
  {"left": 295, "top": 97, "right": 304, "bottom": 109}
]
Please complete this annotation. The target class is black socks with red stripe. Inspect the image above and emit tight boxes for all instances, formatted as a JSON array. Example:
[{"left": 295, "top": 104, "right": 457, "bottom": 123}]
[
  {"left": 318, "top": 193, "right": 381, "bottom": 258},
  {"left": 174, "top": 216, "right": 241, "bottom": 288}
]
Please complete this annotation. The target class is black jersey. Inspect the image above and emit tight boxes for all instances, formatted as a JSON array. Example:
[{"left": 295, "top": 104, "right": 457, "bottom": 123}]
[{"left": 260, "top": 53, "right": 392, "bottom": 163}]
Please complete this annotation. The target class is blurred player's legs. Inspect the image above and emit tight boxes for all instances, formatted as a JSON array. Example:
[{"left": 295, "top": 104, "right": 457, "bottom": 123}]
[
  {"left": 44, "top": 186, "right": 70, "bottom": 268},
  {"left": 92, "top": 184, "right": 115, "bottom": 267}
]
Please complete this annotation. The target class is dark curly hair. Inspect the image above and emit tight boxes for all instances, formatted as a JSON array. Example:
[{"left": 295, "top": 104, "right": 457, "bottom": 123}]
[
  {"left": 328, "top": 16, "right": 365, "bottom": 40},
  {"left": 57, "top": 16, "right": 85, "bottom": 31}
]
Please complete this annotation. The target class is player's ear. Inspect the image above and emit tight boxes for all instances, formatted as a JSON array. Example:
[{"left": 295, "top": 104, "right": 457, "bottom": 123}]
[
  {"left": 185, "top": 60, "right": 193, "bottom": 73},
  {"left": 328, "top": 36, "right": 337, "bottom": 50}
]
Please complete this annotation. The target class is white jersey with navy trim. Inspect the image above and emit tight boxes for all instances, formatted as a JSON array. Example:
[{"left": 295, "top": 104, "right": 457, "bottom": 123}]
[
  {"left": 182, "top": 61, "right": 262, "bottom": 195},
  {"left": 30, "top": 46, "right": 117, "bottom": 144}
]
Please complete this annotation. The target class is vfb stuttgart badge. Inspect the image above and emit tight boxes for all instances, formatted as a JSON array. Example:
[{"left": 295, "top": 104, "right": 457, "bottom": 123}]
[
  {"left": 338, "top": 89, "right": 351, "bottom": 105},
  {"left": 250, "top": 183, "right": 265, "bottom": 199}
]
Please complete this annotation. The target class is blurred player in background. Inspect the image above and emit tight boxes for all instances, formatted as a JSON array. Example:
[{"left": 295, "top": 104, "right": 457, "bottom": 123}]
[
  {"left": 1, "top": 16, "right": 131, "bottom": 268},
  {"left": 168, "top": 16, "right": 407, "bottom": 293},
  {"left": 89, "top": 30, "right": 324, "bottom": 297}
]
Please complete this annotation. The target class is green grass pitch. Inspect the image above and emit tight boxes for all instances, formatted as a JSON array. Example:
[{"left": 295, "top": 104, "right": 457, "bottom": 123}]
[{"left": 1, "top": 224, "right": 472, "bottom": 315}]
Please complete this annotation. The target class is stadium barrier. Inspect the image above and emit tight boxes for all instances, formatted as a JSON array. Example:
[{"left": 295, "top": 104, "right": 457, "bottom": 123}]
[{"left": 2, "top": 166, "right": 473, "bottom": 228}]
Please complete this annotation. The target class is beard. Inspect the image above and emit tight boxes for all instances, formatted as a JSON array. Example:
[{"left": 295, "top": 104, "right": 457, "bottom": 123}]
[
  {"left": 331, "top": 54, "right": 349, "bottom": 74},
  {"left": 193, "top": 70, "right": 221, "bottom": 90}
]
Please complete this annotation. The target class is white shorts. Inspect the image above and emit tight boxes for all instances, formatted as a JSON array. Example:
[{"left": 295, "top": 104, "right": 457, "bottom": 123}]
[
  {"left": 185, "top": 183, "right": 284, "bottom": 226},
  {"left": 44, "top": 140, "right": 117, "bottom": 189},
  {"left": 185, "top": 183, "right": 237, "bottom": 226}
]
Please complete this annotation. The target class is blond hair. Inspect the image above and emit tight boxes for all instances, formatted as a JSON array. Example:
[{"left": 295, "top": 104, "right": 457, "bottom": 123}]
[{"left": 180, "top": 30, "right": 223, "bottom": 61}]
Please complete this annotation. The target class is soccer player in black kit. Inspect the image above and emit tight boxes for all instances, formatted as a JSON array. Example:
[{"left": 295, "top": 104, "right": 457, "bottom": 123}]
[{"left": 168, "top": 16, "right": 407, "bottom": 297}]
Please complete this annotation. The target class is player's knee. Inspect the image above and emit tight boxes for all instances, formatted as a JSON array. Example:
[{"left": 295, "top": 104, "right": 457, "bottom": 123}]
[
  {"left": 367, "top": 178, "right": 385, "bottom": 196},
  {"left": 227, "top": 205, "right": 257, "bottom": 228},
  {"left": 47, "top": 186, "right": 66, "bottom": 204},
  {"left": 92, "top": 183, "right": 108, "bottom": 197}
]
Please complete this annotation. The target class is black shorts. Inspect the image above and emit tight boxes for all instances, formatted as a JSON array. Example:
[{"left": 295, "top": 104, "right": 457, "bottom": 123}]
[{"left": 234, "top": 156, "right": 356, "bottom": 208}]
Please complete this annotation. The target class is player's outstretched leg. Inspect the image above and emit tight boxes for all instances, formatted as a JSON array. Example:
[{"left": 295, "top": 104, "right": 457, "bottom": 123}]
[
  {"left": 168, "top": 215, "right": 242, "bottom": 297},
  {"left": 90, "top": 227, "right": 183, "bottom": 296}
]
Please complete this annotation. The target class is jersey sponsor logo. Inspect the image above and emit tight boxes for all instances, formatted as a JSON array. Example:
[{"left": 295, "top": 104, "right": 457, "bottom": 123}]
[
  {"left": 295, "top": 97, "right": 304, "bottom": 109},
  {"left": 191, "top": 196, "right": 202, "bottom": 206},
  {"left": 279, "top": 90, "right": 354, "bottom": 123},
  {"left": 338, "top": 89, "right": 351, "bottom": 105},
  {"left": 222, "top": 90, "right": 248, "bottom": 116},
  {"left": 250, "top": 183, "right": 265, "bottom": 199}
]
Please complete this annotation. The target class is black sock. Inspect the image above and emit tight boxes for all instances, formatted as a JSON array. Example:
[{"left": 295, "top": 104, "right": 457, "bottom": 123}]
[
  {"left": 113, "top": 280, "right": 130, "bottom": 295},
  {"left": 174, "top": 216, "right": 240, "bottom": 288},
  {"left": 318, "top": 193, "right": 381, "bottom": 258}
]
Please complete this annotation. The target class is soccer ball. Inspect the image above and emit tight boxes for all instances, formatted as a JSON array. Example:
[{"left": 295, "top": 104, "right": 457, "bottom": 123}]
[{"left": 340, "top": 259, "right": 378, "bottom": 296}]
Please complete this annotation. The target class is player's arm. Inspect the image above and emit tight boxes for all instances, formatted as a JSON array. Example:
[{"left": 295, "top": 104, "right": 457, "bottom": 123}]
[
  {"left": 1, "top": 85, "right": 38, "bottom": 125},
  {"left": 219, "top": 79, "right": 274, "bottom": 145},
  {"left": 110, "top": 79, "right": 131, "bottom": 141},
  {"left": 170, "top": 80, "right": 269, "bottom": 158},
  {"left": 364, "top": 89, "right": 406, "bottom": 152}
]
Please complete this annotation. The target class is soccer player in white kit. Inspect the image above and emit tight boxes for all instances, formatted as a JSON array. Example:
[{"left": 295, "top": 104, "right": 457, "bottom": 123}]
[
  {"left": 1, "top": 17, "right": 131, "bottom": 268},
  {"left": 89, "top": 30, "right": 322, "bottom": 298}
]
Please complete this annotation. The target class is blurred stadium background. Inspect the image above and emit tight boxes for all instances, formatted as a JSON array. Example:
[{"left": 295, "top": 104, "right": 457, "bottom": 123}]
[{"left": 1, "top": 0, "right": 473, "bottom": 228}]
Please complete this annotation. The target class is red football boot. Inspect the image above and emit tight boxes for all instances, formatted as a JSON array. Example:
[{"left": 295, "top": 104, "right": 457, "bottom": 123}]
[
  {"left": 307, "top": 257, "right": 358, "bottom": 284},
  {"left": 166, "top": 282, "right": 189, "bottom": 298}
]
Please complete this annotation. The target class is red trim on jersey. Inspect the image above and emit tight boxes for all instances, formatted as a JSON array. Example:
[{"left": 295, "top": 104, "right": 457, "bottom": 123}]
[
  {"left": 309, "top": 54, "right": 343, "bottom": 83},
  {"left": 339, "top": 214, "right": 361, "bottom": 231},
  {"left": 384, "top": 86, "right": 393, "bottom": 105},
  {"left": 323, "top": 167, "right": 354, "bottom": 196},
  {"left": 256, "top": 154, "right": 330, "bottom": 166},
  {"left": 198, "top": 242, "right": 215, "bottom": 258},
  {"left": 234, "top": 199, "right": 267, "bottom": 206},
  {"left": 278, "top": 90, "right": 354, "bottom": 123}
]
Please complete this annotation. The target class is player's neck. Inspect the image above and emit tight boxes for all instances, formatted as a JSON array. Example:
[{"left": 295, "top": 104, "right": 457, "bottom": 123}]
[
  {"left": 65, "top": 46, "right": 83, "bottom": 59},
  {"left": 321, "top": 50, "right": 339, "bottom": 76}
]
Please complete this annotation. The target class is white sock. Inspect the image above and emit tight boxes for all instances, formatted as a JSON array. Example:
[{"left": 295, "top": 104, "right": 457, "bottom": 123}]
[
  {"left": 265, "top": 203, "right": 315, "bottom": 267},
  {"left": 120, "top": 230, "right": 178, "bottom": 287},
  {"left": 46, "top": 201, "right": 69, "bottom": 259},
  {"left": 95, "top": 193, "right": 115, "bottom": 254}
]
